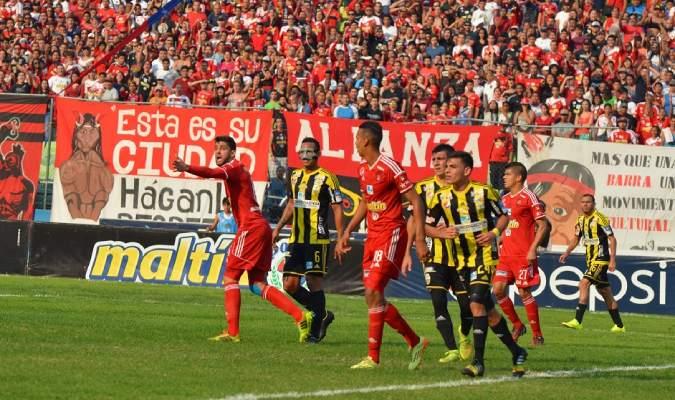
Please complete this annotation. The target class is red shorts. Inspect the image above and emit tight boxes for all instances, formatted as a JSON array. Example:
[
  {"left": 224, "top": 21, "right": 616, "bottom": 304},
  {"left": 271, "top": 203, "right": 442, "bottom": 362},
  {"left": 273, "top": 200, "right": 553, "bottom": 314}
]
[
  {"left": 362, "top": 226, "right": 407, "bottom": 291},
  {"left": 493, "top": 256, "right": 540, "bottom": 288},
  {"left": 224, "top": 221, "right": 272, "bottom": 284}
]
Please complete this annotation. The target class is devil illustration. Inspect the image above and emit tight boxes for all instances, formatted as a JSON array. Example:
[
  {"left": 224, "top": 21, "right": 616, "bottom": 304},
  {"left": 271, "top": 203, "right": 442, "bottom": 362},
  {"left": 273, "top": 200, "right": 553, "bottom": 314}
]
[
  {"left": 0, "top": 118, "right": 34, "bottom": 220},
  {"left": 59, "top": 113, "right": 114, "bottom": 221}
]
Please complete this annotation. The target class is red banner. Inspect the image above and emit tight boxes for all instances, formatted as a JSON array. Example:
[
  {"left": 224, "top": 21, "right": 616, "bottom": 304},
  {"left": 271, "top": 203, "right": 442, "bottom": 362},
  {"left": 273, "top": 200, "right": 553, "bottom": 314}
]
[
  {"left": 0, "top": 94, "right": 49, "bottom": 221},
  {"left": 54, "top": 97, "right": 272, "bottom": 181},
  {"left": 284, "top": 113, "right": 498, "bottom": 182}
]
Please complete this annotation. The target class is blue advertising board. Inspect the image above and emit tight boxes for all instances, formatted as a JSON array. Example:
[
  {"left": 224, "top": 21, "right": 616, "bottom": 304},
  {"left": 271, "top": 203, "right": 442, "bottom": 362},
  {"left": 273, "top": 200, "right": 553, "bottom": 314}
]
[{"left": 387, "top": 252, "right": 675, "bottom": 315}]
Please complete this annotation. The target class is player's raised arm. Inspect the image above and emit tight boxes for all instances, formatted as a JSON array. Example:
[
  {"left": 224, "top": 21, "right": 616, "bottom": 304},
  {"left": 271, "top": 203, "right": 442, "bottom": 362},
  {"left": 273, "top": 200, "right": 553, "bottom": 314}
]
[
  {"left": 403, "top": 189, "right": 430, "bottom": 263},
  {"left": 172, "top": 157, "right": 228, "bottom": 179}
]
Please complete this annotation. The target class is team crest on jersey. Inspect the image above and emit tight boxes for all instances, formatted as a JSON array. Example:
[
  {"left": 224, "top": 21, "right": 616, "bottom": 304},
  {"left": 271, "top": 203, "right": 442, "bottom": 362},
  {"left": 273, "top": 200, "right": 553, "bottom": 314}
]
[
  {"left": 291, "top": 174, "right": 299, "bottom": 186},
  {"left": 425, "top": 186, "right": 434, "bottom": 202},
  {"left": 359, "top": 167, "right": 366, "bottom": 177},
  {"left": 366, "top": 184, "right": 374, "bottom": 194},
  {"left": 372, "top": 212, "right": 380, "bottom": 221},
  {"left": 312, "top": 175, "right": 326, "bottom": 193},
  {"left": 442, "top": 193, "right": 452, "bottom": 209},
  {"left": 471, "top": 190, "right": 485, "bottom": 207}
]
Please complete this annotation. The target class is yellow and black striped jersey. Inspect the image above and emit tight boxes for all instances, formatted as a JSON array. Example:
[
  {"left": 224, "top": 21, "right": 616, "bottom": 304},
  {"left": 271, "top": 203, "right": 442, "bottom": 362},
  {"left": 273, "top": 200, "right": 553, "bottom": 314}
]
[
  {"left": 288, "top": 167, "right": 342, "bottom": 245},
  {"left": 575, "top": 209, "right": 613, "bottom": 264},
  {"left": 415, "top": 176, "right": 454, "bottom": 266},
  {"left": 427, "top": 181, "right": 505, "bottom": 269}
]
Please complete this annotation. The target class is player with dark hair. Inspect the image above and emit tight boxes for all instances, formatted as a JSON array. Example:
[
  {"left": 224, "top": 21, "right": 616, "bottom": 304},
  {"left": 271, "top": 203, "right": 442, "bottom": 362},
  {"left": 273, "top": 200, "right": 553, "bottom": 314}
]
[
  {"left": 559, "top": 194, "right": 625, "bottom": 333},
  {"left": 273, "top": 136, "right": 344, "bottom": 342},
  {"left": 337, "top": 121, "right": 431, "bottom": 369},
  {"left": 405, "top": 143, "right": 474, "bottom": 363},
  {"left": 173, "top": 136, "right": 312, "bottom": 343},
  {"left": 493, "top": 162, "right": 550, "bottom": 346},
  {"left": 527, "top": 159, "right": 595, "bottom": 247},
  {"left": 426, "top": 151, "right": 527, "bottom": 378}
]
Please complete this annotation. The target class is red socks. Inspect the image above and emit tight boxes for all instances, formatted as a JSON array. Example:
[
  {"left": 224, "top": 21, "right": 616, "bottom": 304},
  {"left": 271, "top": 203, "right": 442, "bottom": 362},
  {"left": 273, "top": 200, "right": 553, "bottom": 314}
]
[
  {"left": 261, "top": 285, "right": 304, "bottom": 323},
  {"left": 224, "top": 283, "right": 241, "bottom": 336},
  {"left": 384, "top": 303, "right": 419, "bottom": 348},
  {"left": 523, "top": 296, "right": 543, "bottom": 337},
  {"left": 497, "top": 295, "right": 523, "bottom": 328},
  {"left": 367, "top": 305, "right": 385, "bottom": 363}
]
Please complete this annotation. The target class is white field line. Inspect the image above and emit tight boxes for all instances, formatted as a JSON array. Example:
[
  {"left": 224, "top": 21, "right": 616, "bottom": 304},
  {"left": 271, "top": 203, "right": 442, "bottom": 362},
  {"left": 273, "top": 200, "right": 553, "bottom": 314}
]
[
  {"left": 582, "top": 327, "right": 675, "bottom": 339},
  {"left": 213, "top": 364, "right": 675, "bottom": 400}
]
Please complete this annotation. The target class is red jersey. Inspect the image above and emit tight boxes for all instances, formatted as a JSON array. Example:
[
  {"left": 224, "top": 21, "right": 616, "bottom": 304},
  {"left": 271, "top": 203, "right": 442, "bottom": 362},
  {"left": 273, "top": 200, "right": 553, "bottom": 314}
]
[
  {"left": 501, "top": 188, "right": 545, "bottom": 257},
  {"left": 608, "top": 129, "right": 637, "bottom": 144},
  {"left": 358, "top": 155, "right": 413, "bottom": 235},
  {"left": 188, "top": 159, "right": 266, "bottom": 227}
]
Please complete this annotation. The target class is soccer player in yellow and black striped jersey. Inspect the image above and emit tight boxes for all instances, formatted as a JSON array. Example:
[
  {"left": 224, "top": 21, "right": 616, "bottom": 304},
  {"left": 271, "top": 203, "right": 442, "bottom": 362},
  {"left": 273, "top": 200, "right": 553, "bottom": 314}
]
[
  {"left": 559, "top": 194, "right": 625, "bottom": 333},
  {"left": 426, "top": 151, "right": 527, "bottom": 378},
  {"left": 272, "top": 137, "right": 345, "bottom": 342},
  {"left": 406, "top": 144, "right": 474, "bottom": 364}
]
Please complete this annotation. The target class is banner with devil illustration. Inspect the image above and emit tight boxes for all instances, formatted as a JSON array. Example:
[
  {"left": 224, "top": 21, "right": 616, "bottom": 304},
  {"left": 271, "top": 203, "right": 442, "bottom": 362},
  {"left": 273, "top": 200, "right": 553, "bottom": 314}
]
[
  {"left": 0, "top": 94, "right": 49, "bottom": 221},
  {"left": 52, "top": 97, "right": 273, "bottom": 224}
]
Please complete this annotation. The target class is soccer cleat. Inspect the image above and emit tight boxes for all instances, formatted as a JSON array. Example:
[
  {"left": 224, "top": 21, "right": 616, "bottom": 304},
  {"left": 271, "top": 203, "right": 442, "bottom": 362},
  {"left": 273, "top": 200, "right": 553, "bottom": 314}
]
[
  {"left": 512, "top": 347, "right": 528, "bottom": 378},
  {"left": 438, "top": 349, "right": 461, "bottom": 363},
  {"left": 511, "top": 324, "right": 527, "bottom": 342},
  {"left": 457, "top": 328, "right": 473, "bottom": 361},
  {"left": 350, "top": 356, "right": 378, "bottom": 369},
  {"left": 610, "top": 325, "right": 626, "bottom": 333},
  {"left": 208, "top": 332, "right": 241, "bottom": 343},
  {"left": 318, "top": 311, "right": 335, "bottom": 341},
  {"left": 531, "top": 336, "right": 545, "bottom": 347},
  {"left": 461, "top": 360, "right": 485, "bottom": 377},
  {"left": 307, "top": 311, "right": 335, "bottom": 344},
  {"left": 408, "top": 337, "right": 429, "bottom": 370},
  {"left": 297, "top": 311, "right": 313, "bottom": 343},
  {"left": 561, "top": 318, "right": 583, "bottom": 330}
]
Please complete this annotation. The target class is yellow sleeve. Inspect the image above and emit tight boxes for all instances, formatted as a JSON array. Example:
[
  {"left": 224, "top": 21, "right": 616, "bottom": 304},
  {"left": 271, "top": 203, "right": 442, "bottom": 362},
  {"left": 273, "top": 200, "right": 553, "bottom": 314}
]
[{"left": 324, "top": 171, "right": 342, "bottom": 204}]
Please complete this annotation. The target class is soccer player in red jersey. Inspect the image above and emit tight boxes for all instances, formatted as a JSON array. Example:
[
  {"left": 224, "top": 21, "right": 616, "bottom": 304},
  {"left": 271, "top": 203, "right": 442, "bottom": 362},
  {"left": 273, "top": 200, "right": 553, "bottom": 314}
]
[
  {"left": 172, "top": 136, "right": 312, "bottom": 343},
  {"left": 336, "top": 121, "right": 431, "bottom": 369},
  {"left": 493, "top": 162, "right": 550, "bottom": 346}
]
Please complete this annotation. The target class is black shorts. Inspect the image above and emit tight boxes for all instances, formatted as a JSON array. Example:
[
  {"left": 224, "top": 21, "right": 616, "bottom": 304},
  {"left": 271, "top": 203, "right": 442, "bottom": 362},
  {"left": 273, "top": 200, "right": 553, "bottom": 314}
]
[
  {"left": 462, "top": 264, "right": 494, "bottom": 286},
  {"left": 283, "top": 243, "right": 329, "bottom": 276},
  {"left": 583, "top": 261, "right": 610, "bottom": 288},
  {"left": 423, "top": 263, "right": 468, "bottom": 295}
]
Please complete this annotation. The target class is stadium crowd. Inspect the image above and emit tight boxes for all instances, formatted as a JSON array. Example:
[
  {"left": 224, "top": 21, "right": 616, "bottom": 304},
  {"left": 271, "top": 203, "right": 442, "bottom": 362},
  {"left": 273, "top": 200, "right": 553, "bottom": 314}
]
[{"left": 1, "top": 0, "right": 675, "bottom": 146}]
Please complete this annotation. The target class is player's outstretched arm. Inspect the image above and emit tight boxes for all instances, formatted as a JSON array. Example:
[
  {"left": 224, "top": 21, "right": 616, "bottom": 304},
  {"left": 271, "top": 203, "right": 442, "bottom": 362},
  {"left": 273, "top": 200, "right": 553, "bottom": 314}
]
[{"left": 172, "top": 157, "right": 227, "bottom": 179}]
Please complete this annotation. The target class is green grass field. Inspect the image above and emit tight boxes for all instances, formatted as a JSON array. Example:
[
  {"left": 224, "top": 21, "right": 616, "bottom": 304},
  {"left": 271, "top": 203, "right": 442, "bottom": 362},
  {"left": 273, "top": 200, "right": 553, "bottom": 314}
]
[{"left": 2, "top": 275, "right": 675, "bottom": 400}]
